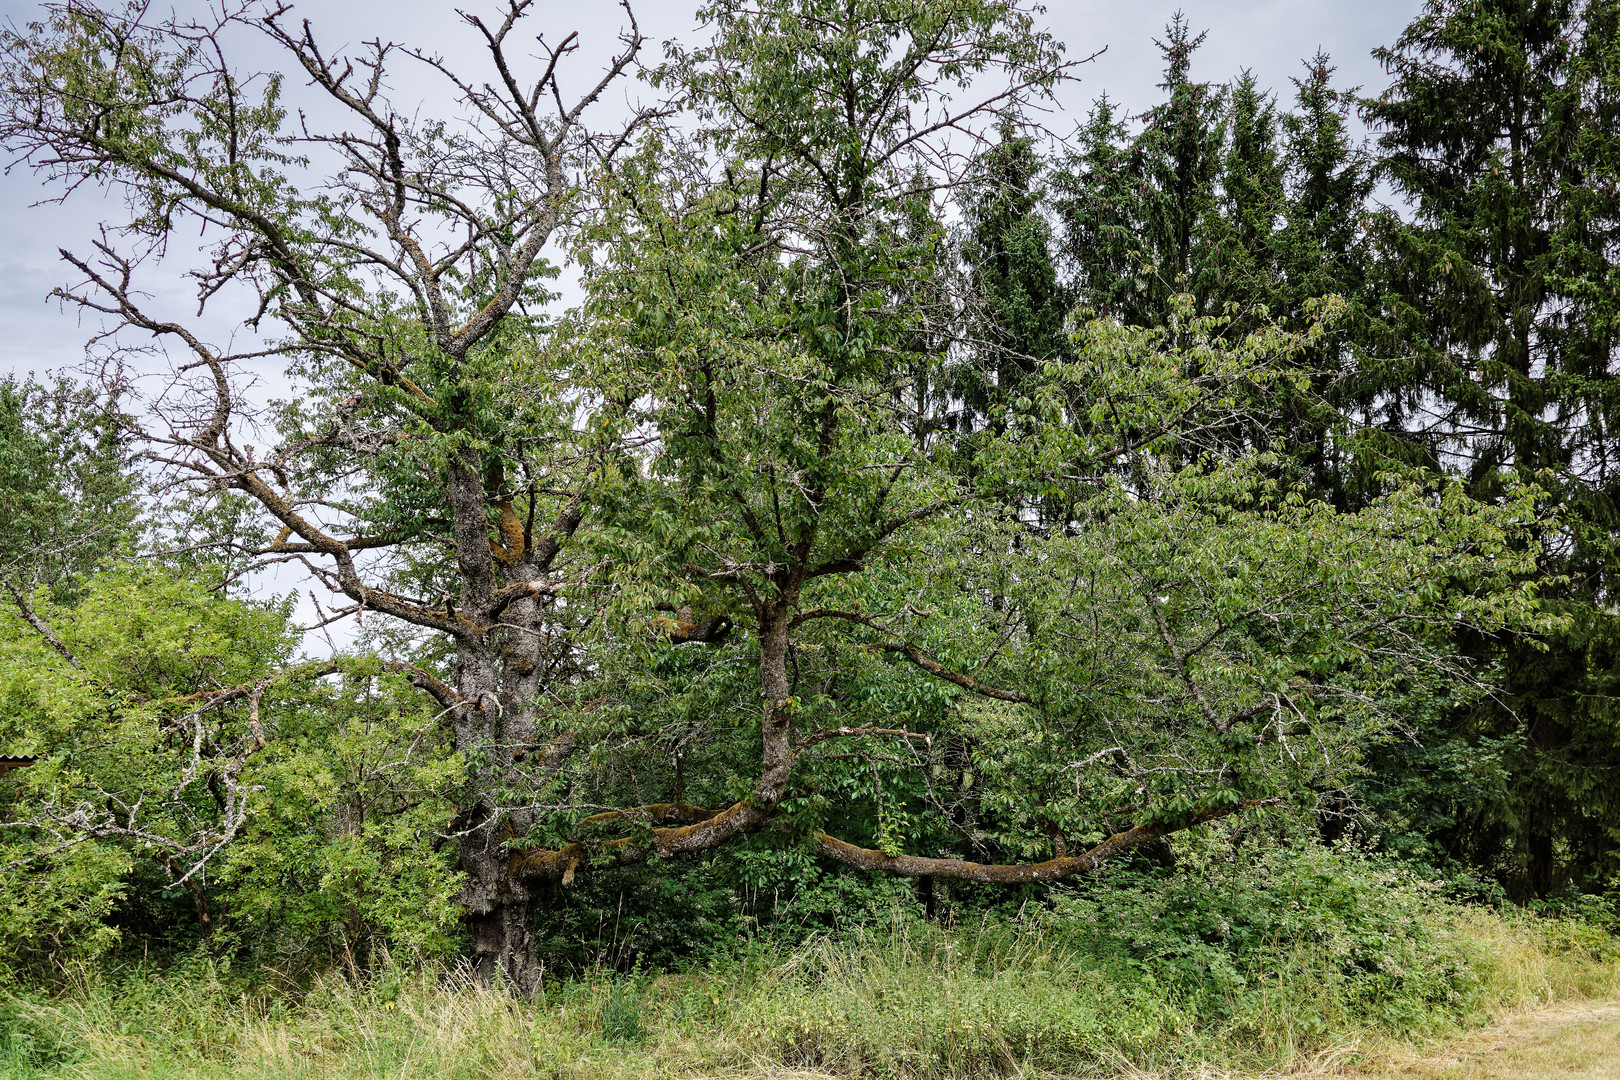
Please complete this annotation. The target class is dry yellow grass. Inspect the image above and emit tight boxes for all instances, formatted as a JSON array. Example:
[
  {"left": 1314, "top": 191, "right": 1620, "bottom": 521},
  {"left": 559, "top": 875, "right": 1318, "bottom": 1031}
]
[
  {"left": 1099, "top": 1001, "right": 1620, "bottom": 1080},
  {"left": 1329, "top": 1001, "right": 1620, "bottom": 1080}
]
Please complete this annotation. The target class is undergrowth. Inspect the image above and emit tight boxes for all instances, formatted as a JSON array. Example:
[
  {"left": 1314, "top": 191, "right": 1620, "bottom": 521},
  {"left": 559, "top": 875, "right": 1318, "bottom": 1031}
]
[{"left": 3, "top": 845, "right": 1618, "bottom": 1079}]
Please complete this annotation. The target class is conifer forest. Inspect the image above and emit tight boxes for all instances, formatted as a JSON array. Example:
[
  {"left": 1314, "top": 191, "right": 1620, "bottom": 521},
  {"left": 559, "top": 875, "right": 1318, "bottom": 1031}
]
[{"left": 2, "top": 2, "right": 1620, "bottom": 1077}]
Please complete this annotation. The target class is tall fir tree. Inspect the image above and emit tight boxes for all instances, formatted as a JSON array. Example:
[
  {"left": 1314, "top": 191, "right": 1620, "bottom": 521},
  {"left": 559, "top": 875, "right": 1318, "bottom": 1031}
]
[
  {"left": 1362, "top": 0, "right": 1620, "bottom": 896},
  {"left": 1208, "top": 71, "right": 1285, "bottom": 313},
  {"left": 1054, "top": 16, "right": 1226, "bottom": 326},
  {"left": 1052, "top": 95, "right": 1141, "bottom": 322},
  {"left": 955, "top": 128, "right": 1070, "bottom": 433},
  {"left": 1132, "top": 15, "right": 1227, "bottom": 317},
  {"left": 1269, "top": 55, "right": 1385, "bottom": 503}
]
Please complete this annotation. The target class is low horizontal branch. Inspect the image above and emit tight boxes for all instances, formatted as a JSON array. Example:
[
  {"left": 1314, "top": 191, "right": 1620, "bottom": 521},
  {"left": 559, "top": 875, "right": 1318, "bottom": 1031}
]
[
  {"left": 161, "top": 660, "right": 343, "bottom": 722},
  {"left": 258, "top": 526, "right": 406, "bottom": 555},
  {"left": 881, "top": 643, "right": 1031, "bottom": 703},
  {"left": 484, "top": 577, "right": 567, "bottom": 621},
  {"left": 509, "top": 798, "right": 772, "bottom": 883},
  {"left": 380, "top": 661, "right": 464, "bottom": 713},
  {"left": 506, "top": 796, "right": 1273, "bottom": 890},
  {"left": 578, "top": 801, "right": 722, "bottom": 829},
  {"left": 815, "top": 799, "right": 1266, "bottom": 884},
  {"left": 797, "top": 725, "right": 932, "bottom": 750}
]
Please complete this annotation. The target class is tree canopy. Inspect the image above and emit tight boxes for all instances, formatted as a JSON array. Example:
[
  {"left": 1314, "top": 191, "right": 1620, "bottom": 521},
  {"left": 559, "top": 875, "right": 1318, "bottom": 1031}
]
[{"left": 0, "top": 0, "right": 1608, "bottom": 986}]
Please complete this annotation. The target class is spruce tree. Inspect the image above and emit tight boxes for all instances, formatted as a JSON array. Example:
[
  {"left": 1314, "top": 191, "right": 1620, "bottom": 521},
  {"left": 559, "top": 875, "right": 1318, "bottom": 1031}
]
[
  {"left": 1269, "top": 55, "right": 1384, "bottom": 502},
  {"left": 1052, "top": 95, "right": 1144, "bottom": 322},
  {"left": 1208, "top": 71, "right": 1285, "bottom": 315},
  {"left": 1362, "top": 0, "right": 1620, "bottom": 896},
  {"left": 1054, "top": 16, "right": 1226, "bottom": 326},
  {"left": 955, "top": 128, "right": 1070, "bottom": 432}
]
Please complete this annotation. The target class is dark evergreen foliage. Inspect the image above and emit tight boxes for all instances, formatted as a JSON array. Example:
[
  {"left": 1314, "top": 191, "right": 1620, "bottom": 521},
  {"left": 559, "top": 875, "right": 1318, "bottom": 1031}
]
[
  {"left": 1361, "top": 0, "right": 1620, "bottom": 897},
  {"left": 955, "top": 128, "right": 1070, "bottom": 432},
  {"left": 970, "top": 0, "right": 1620, "bottom": 898}
]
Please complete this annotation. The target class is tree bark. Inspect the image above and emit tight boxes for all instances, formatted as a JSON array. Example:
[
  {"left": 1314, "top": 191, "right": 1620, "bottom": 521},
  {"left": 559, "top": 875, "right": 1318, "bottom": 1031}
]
[{"left": 464, "top": 864, "right": 542, "bottom": 994}]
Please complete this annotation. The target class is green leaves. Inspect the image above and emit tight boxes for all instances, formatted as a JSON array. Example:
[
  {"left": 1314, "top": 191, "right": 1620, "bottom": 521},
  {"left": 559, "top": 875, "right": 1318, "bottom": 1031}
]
[
  {"left": 0, "top": 567, "right": 466, "bottom": 965},
  {"left": 0, "top": 375, "right": 135, "bottom": 608},
  {"left": 553, "top": 0, "right": 1560, "bottom": 899},
  {"left": 0, "top": 0, "right": 1595, "bottom": 966}
]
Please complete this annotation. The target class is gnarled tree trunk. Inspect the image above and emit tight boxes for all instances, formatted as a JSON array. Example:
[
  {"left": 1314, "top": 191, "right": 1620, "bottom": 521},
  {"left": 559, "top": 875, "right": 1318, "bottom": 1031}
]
[{"left": 464, "top": 850, "right": 542, "bottom": 992}]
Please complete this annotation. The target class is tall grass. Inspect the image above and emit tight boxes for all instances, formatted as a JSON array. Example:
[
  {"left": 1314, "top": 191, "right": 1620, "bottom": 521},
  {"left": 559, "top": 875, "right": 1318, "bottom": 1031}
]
[{"left": 2, "top": 902, "right": 1616, "bottom": 1080}]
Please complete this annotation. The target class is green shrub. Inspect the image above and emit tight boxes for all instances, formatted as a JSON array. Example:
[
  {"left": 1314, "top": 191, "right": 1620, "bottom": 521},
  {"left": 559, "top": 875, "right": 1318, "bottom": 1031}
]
[{"left": 1048, "top": 834, "right": 1489, "bottom": 1040}]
